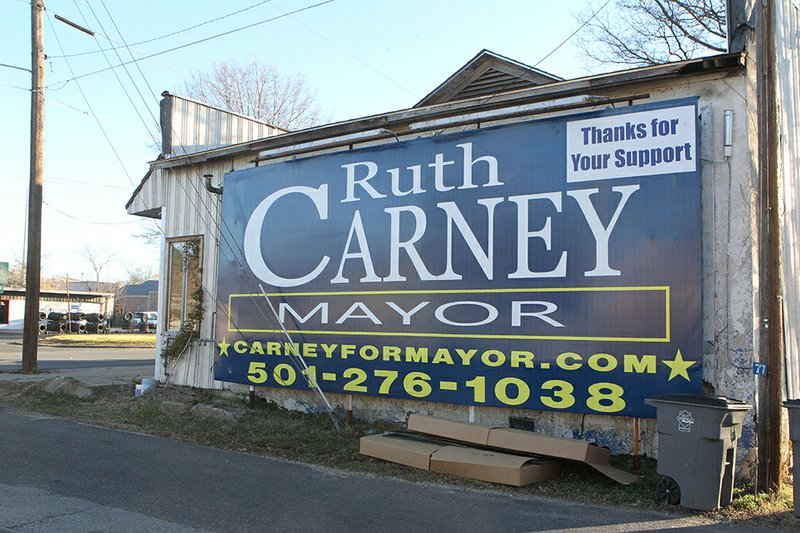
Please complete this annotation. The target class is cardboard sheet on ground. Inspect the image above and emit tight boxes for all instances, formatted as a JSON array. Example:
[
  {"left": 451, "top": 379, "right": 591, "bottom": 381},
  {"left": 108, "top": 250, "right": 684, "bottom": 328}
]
[
  {"left": 406, "top": 414, "right": 638, "bottom": 485},
  {"left": 359, "top": 433, "right": 561, "bottom": 486}
]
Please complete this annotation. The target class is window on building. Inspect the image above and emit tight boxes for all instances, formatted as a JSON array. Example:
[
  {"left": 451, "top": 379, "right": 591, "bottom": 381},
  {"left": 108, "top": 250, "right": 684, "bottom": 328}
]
[{"left": 167, "top": 237, "right": 202, "bottom": 331}]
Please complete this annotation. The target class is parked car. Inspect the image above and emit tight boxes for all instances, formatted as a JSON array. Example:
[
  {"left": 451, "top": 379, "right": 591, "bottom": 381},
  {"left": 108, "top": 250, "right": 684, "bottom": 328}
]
[{"left": 133, "top": 311, "right": 158, "bottom": 332}]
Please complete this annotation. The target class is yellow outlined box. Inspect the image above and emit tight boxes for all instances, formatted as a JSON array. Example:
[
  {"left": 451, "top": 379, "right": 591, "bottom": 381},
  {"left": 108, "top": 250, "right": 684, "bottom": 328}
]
[{"left": 227, "top": 286, "right": 670, "bottom": 343}]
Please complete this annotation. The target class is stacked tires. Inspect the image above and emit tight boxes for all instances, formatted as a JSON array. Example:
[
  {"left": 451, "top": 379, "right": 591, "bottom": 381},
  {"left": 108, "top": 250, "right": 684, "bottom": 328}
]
[{"left": 45, "top": 312, "right": 105, "bottom": 334}]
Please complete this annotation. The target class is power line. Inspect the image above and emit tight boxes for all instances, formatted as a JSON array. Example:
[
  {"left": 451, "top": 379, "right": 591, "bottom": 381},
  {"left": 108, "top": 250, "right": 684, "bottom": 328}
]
[
  {"left": 479, "top": 0, "right": 613, "bottom": 107},
  {"left": 267, "top": 2, "right": 417, "bottom": 98},
  {"left": 45, "top": 11, "right": 136, "bottom": 187},
  {"left": 94, "top": 1, "right": 279, "bottom": 337},
  {"left": 97, "top": 2, "right": 336, "bottom": 410},
  {"left": 0, "top": 83, "right": 32, "bottom": 91},
  {"left": 74, "top": 0, "right": 160, "bottom": 137},
  {"left": 43, "top": 199, "right": 138, "bottom": 225},
  {"left": 2, "top": 171, "right": 131, "bottom": 191},
  {"left": 70, "top": 2, "right": 339, "bottom": 421},
  {"left": 50, "top": 0, "right": 275, "bottom": 59},
  {"left": 533, "top": 0, "right": 612, "bottom": 68},
  {"left": 0, "top": 62, "right": 31, "bottom": 73},
  {"left": 44, "top": 0, "right": 335, "bottom": 89},
  {"left": 47, "top": 94, "right": 154, "bottom": 139}
]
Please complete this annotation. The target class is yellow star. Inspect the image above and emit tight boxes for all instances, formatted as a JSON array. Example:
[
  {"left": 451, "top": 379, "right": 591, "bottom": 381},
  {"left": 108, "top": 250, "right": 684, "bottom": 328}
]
[
  {"left": 218, "top": 338, "right": 231, "bottom": 357},
  {"left": 662, "top": 350, "right": 696, "bottom": 381}
]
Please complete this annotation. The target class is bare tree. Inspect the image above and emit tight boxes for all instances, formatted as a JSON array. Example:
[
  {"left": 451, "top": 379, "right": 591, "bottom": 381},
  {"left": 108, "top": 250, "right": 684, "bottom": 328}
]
[
  {"left": 576, "top": 0, "right": 727, "bottom": 68},
  {"left": 5, "top": 259, "right": 26, "bottom": 288},
  {"left": 183, "top": 58, "right": 326, "bottom": 131},
  {"left": 80, "top": 247, "right": 115, "bottom": 291},
  {"left": 126, "top": 266, "right": 156, "bottom": 285},
  {"left": 133, "top": 219, "right": 162, "bottom": 247}
]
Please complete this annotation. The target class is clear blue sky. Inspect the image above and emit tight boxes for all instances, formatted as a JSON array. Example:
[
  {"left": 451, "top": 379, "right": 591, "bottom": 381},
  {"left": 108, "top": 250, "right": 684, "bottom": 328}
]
[{"left": 0, "top": 0, "right": 606, "bottom": 282}]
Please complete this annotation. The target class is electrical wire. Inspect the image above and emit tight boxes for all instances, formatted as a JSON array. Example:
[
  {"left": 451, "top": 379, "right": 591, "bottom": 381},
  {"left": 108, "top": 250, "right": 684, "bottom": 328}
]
[
  {"left": 91, "top": 0, "right": 335, "bottom": 411},
  {"left": 44, "top": 0, "right": 335, "bottom": 89},
  {"left": 50, "top": 0, "right": 275, "bottom": 59},
  {"left": 43, "top": 199, "right": 138, "bottom": 225},
  {"left": 0, "top": 83, "right": 34, "bottom": 91},
  {"left": 44, "top": 12, "right": 136, "bottom": 187},
  {"left": 43, "top": 0, "right": 337, "bottom": 424},
  {"left": 267, "top": 2, "right": 417, "bottom": 98},
  {"left": 533, "top": 0, "right": 612, "bottom": 68},
  {"left": 2, "top": 171, "right": 131, "bottom": 191},
  {"left": 74, "top": 0, "right": 160, "bottom": 134},
  {"left": 478, "top": 0, "right": 613, "bottom": 107},
  {"left": 0, "top": 62, "right": 31, "bottom": 73}
]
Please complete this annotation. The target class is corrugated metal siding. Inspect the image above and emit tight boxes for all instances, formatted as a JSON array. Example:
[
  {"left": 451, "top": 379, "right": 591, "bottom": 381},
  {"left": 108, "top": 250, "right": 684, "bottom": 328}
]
[
  {"left": 126, "top": 169, "right": 164, "bottom": 216},
  {"left": 164, "top": 93, "right": 285, "bottom": 157},
  {"left": 777, "top": 1, "right": 800, "bottom": 399},
  {"left": 137, "top": 93, "right": 287, "bottom": 388},
  {"left": 157, "top": 156, "right": 252, "bottom": 389}
]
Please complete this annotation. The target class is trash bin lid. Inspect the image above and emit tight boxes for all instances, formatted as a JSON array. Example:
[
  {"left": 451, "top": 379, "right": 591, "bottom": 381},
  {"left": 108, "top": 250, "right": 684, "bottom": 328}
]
[
  {"left": 783, "top": 399, "right": 800, "bottom": 408},
  {"left": 646, "top": 393, "right": 751, "bottom": 410}
]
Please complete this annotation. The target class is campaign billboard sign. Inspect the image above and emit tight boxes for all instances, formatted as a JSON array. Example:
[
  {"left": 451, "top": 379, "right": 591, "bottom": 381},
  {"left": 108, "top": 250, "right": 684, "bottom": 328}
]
[{"left": 214, "top": 98, "right": 702, "bottom": 417}]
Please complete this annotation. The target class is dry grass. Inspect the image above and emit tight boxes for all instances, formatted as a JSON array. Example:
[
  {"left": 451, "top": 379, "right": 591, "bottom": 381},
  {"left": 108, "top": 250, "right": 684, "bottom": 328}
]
[{"left": 38, "top": 333, "right": 156, "bottom": 348}]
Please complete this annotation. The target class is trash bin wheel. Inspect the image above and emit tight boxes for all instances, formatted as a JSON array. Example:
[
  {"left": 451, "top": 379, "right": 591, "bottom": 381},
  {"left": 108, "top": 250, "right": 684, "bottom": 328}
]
[{"left": 656, "top": 476, "right": 681, "bottom": 505}]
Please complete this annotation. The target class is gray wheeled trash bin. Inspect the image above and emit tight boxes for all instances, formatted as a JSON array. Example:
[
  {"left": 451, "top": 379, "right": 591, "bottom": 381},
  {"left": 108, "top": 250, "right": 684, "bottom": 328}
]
[
  {"left": 783, "top": 400, "right": 800, "bottom": 517},
  {"left": 645, "top": 394, "right": 751, "bottom": 511}
]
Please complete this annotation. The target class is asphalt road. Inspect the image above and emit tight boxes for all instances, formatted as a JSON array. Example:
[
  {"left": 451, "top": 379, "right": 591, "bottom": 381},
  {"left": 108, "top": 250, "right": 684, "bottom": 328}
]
[
  {"left": 0, "top": 333, "right": 154, "bottom": 376},
  {"left": 0, "top": 404, "right": 779, "bottom": 533},
  {"left": 0, "top": 333, "right": 781, "bottom": 532}
]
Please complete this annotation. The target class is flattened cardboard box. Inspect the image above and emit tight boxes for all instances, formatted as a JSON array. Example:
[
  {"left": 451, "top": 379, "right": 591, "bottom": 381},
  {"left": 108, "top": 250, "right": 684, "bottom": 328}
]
[
  {"left": 407, "top": 414, "right": 638, "bottom": 485},
  {"left": 430, "top": 446, "right": 561, "bottom": 486},
  {"left": 359, "top": 434, "right": 560, "bottom": 486},
  {"left": 406, "top": 415, "right": 499, "bottom": 444},
  {"left": 488, "top": 428, "right": 611, "bottom": 464},
  {"left": 359, "top": 433, "right": 441, "bottom": 470}
]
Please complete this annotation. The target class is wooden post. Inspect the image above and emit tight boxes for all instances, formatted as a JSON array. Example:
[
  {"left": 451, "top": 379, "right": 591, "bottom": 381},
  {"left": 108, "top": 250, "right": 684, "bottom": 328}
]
[
  {"left": 21, "top": 0, "right": 44, "bottom": 374},
  {"left": 65, "top": 274, "right": 72, "bottom": 334},
  {"left": 755, "top": 0, "right": 783, "bottom": 493},
  {"left": 763, "top": 0, "right": 784, "bottom": 492}
]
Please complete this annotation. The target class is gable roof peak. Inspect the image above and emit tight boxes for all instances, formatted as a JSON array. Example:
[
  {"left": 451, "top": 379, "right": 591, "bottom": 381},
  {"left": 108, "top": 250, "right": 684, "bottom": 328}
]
[{"left": 415, "top": 49, "right": 562, "bottom": 108}]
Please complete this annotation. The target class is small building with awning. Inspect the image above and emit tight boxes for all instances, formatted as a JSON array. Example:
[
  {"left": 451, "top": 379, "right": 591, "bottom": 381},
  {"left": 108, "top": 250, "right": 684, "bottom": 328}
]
[{"left": 0, "top": 288, "right": 114, "bottom": 331}]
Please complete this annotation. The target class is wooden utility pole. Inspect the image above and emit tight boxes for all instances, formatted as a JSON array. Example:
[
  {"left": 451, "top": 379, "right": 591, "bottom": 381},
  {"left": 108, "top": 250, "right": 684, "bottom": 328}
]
[
  {"left": 762, "top": 0, "right": 784, "bottom": 492},
  {"left": 22, "top": 0, "right": 44, "bottom": 374}
]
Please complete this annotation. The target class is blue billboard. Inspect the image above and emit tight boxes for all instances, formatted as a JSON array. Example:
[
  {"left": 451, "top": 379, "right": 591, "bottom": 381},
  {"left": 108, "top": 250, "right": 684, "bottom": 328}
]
[{"left": 214, "top": 98, "right": 703, "bottom": 417}]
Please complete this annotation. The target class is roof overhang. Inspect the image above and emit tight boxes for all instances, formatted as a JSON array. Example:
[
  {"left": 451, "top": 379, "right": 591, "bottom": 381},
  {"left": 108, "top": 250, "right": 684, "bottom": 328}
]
[
  {"left": 1, "top": 288, "right": 115, "bottom": 304},
  {"left": 142, "top": 52, "right": 745, "bottom": 172}
]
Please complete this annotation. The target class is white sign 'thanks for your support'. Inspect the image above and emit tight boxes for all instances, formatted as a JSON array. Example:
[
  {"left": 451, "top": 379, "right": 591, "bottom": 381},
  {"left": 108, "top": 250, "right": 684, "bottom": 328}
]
[{"left": 566, "top": 104, "right": 697, "bottom": 183}]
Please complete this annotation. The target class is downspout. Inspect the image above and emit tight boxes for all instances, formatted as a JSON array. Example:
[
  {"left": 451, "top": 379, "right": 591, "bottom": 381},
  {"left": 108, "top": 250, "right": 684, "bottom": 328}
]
[
  {"left": 204, "top": 171, "right": 222, "bottom": 390},
  {"left": 204, "top": 174, "right": 223, "bottom": 196}
]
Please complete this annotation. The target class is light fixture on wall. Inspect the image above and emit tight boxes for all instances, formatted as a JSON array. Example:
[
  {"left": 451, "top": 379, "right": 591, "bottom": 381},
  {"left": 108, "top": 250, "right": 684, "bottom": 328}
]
[{"left": 723, "top": 109, "right": 733, "bottom": 158}]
